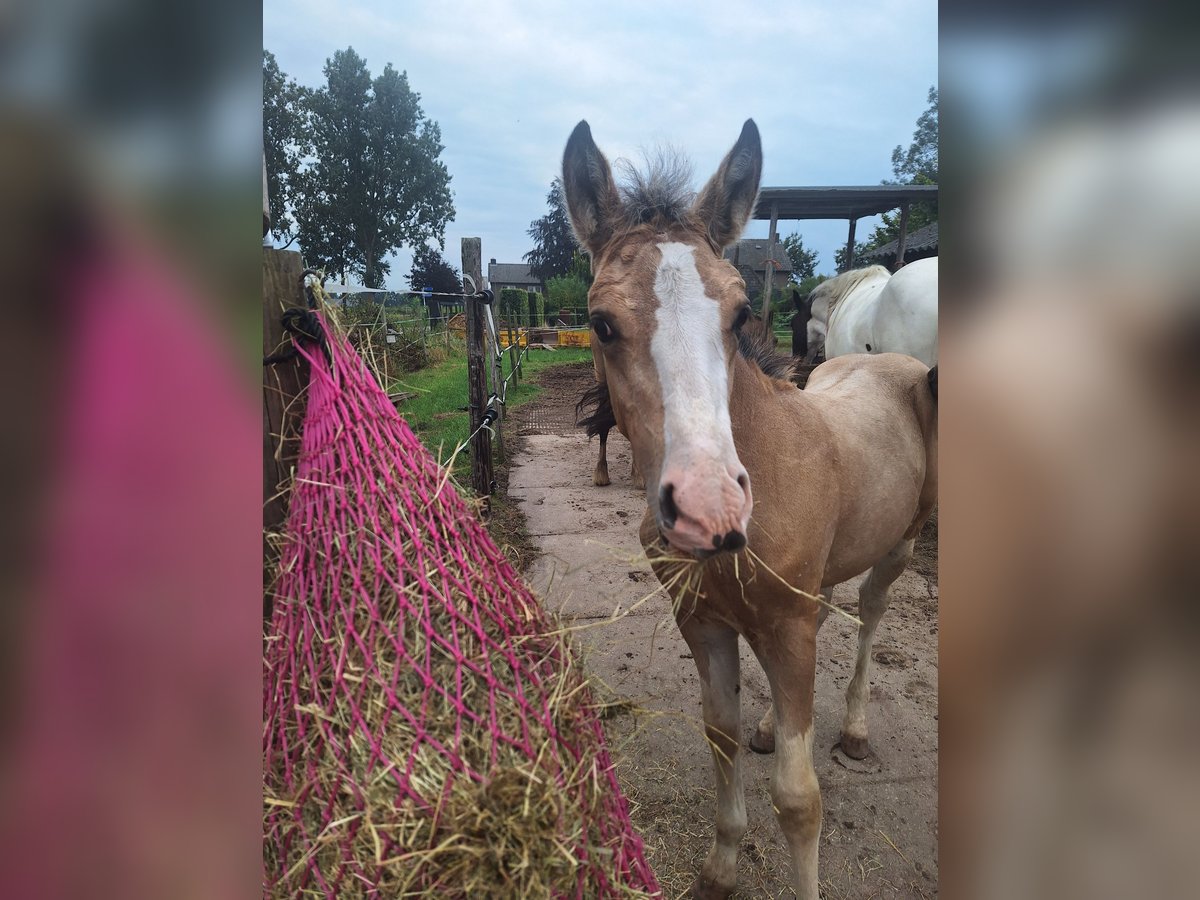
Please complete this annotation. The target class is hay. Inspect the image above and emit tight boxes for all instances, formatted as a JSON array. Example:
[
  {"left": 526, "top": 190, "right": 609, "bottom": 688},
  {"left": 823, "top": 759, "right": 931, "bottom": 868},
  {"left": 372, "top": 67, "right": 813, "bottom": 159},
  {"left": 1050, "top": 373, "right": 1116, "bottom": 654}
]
[{"left": 263, "top": 300, "right": 658, "bottom": 897}]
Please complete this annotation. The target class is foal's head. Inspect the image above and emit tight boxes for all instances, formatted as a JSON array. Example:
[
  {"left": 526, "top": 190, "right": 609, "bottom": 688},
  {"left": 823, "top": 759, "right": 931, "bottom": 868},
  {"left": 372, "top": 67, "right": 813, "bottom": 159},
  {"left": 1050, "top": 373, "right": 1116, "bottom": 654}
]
[{"left": 562, "top": 120, "right": 762, "bottom": 558}]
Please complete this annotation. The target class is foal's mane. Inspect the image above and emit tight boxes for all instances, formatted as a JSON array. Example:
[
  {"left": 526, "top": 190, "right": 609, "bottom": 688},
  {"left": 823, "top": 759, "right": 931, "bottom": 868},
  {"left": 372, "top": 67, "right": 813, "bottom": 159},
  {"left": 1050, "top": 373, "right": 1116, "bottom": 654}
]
[
  {"left": 612, "top": 150, "right": 699, "bottom": 232},
  {"left": 810, "top": 265, "right": 890, "bottom": 316},
  {"left": 736, "top": 325, "right": 802, "bottom": 386}
]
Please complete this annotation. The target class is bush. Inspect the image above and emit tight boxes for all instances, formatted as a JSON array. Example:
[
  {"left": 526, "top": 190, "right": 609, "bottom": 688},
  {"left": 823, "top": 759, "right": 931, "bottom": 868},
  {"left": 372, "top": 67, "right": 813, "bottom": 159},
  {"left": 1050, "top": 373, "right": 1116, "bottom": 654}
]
[
  {"left": 545, "top": 274, "right": 589, "bottom": 319},
  {"left": 337, "top": 299, "right": 435, "bottom": 374},
  {"left": 499, "top": 288, "right": 527, "bottom": 325}
]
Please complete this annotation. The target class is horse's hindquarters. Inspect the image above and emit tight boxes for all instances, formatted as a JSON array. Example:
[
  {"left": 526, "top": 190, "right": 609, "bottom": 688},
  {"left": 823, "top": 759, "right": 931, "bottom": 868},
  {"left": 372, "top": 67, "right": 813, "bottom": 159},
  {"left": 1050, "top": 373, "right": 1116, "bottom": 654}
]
[{"left": 806, "top": 356, "right": 935, "bottom": 584}]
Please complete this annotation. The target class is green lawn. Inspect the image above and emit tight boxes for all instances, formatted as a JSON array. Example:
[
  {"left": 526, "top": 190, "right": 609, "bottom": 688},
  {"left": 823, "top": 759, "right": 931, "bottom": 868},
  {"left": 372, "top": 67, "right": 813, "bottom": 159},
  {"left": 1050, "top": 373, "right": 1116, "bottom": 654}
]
[{"left": 389, "top": 345, "right": 593, "bottom": 472}]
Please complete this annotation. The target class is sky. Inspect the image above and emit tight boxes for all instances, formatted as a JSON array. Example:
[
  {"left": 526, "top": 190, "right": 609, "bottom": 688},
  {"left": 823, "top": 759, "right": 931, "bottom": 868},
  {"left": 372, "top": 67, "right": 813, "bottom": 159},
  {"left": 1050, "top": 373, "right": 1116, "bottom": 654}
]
[{"left": 264, "top": 0, "right": 937, "bottom": 291}]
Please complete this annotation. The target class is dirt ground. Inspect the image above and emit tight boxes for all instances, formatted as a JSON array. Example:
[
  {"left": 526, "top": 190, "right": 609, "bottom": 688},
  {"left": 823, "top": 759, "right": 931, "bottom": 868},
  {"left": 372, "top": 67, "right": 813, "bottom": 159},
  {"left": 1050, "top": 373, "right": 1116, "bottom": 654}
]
[{"left": 508, "top": 363, "right": 938, "bottom": 899}]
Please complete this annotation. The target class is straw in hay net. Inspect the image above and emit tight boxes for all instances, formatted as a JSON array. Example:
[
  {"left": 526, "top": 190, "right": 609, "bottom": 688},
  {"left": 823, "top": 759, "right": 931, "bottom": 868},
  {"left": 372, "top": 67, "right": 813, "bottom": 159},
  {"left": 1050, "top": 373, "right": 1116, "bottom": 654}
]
[{"left": 263, "top": 305, "right": 659, "bottom": 897}]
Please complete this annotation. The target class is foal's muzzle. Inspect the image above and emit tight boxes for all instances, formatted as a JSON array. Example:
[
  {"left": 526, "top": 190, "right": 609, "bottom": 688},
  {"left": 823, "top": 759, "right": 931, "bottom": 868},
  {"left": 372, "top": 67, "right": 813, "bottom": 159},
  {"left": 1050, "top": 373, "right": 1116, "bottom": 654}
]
[{"left": 655, "top": 465, "right": 752, "bottom": 558}]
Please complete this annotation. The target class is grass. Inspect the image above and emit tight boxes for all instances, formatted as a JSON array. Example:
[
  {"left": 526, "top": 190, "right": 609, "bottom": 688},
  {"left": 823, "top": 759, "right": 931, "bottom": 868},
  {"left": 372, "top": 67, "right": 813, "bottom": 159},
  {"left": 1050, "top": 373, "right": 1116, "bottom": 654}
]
[
  {"left": 388, "top": 343, "right": 593, "bottom": 473},
  {"left": 384, "top": 341, "right": 593, "bottom": 574}
]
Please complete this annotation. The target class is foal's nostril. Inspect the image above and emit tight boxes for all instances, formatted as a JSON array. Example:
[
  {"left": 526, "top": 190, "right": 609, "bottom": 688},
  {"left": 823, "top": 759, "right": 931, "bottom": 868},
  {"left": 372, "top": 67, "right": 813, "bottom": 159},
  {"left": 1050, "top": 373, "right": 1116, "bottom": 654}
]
[
  {"left": 722, "top": 530, "right": 747, "bottom": 552},
  {"left": 736, "top": 472, "right": 749, "bottom": 491},
  {"left": 659, "top": 483, "right": 679, "bottom": 530}
]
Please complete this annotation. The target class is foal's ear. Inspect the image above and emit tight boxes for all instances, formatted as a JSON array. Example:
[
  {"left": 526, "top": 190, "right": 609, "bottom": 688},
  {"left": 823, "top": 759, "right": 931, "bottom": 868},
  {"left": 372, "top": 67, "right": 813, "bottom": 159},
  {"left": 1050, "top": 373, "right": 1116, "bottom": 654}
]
[
  {"left": 693, "top": 119, "right": 763, "bottom": 251},
  {"left": 562, "top": 120, "right": 621, "bottom": 255}
]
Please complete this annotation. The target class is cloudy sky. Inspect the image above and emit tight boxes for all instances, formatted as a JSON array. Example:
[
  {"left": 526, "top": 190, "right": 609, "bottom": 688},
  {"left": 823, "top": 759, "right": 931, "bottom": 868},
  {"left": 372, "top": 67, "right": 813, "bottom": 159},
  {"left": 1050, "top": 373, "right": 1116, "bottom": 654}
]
[{"left": 265, "top": 0, "right": 937, "bottom": 290}]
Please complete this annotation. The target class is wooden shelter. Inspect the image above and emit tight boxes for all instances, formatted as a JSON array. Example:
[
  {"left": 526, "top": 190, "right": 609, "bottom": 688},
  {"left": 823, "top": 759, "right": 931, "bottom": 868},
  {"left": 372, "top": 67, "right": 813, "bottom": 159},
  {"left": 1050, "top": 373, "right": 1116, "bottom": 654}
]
[{"left": 748, "top": 184, "right": 938, "bottom": 325}]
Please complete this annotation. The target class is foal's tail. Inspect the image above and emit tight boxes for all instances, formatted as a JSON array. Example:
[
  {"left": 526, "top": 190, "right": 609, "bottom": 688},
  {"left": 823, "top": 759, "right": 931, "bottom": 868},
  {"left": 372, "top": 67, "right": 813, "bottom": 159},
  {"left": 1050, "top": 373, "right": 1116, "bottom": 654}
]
[
  {"left": 576, "top": 379, "right": 616, "bottom": 439},
  {"left": 927, "top": 365, "right": 938, "bottom": 403}
]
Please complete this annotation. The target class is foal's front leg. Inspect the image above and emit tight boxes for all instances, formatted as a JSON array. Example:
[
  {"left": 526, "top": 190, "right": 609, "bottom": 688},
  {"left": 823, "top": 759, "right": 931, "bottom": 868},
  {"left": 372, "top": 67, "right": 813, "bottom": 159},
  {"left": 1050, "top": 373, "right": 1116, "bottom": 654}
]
[
  {"left": 754, "top": 617, "right": 823, "bottom": 900},
  {"left": 751, "top": 590, "right": 833, "bottom": 754},
  {"left": 678, "top": 615, "right": 746, "bottom": 899}
]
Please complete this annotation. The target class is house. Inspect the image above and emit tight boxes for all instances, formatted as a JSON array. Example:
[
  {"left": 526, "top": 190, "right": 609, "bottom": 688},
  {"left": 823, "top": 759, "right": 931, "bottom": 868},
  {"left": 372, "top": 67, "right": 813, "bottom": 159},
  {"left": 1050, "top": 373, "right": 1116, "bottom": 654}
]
[
  {"left": 487, "top": 259, "right": 543, "bottom": 294},
  {"left": 723, "top": 239, "right": 793, "bottom": 298},
  {"left": 863, "top": 222, "right": 938, "bottom": 269}
]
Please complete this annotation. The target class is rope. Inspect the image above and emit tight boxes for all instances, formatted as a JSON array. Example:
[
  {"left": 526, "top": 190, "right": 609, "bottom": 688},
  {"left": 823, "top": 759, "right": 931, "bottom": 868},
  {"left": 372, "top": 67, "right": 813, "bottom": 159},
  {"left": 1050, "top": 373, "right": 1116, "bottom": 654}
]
[{"left": 263, "top": 306, "right": 332, "bottom": 366}]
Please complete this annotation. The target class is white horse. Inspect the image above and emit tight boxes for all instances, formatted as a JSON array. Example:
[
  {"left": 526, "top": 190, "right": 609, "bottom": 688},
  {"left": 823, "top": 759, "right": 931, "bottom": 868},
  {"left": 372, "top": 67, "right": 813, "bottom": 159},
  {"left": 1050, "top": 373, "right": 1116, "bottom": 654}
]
[{"left": 805, "top": 257, "right": 938, "bottom": 366}]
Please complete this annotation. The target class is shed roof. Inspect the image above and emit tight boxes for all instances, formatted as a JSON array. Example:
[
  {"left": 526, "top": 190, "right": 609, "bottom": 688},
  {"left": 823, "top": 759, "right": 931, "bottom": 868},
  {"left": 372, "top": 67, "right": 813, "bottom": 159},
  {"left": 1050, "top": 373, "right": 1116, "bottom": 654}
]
[
  {"left": 752, "top": 185, "right": 938, "bottom": 221},
  {"left": 488, "top": 262, "right": 541, "bottom": 286},
  {"left": 862, "top": 222, "right": 939, "bottom": 260}
]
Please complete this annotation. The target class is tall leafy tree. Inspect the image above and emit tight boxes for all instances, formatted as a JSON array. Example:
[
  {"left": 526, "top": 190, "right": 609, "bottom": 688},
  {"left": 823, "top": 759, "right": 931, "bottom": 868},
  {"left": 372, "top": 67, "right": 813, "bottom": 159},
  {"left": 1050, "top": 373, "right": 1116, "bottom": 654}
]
[
  {"left": 891, "top": 86, "right": 939, "bottom": 184},
  {"left": 408, "top": 245, "right": 461, "bottom": 323},
  {"left": 408, "top": 245, "right": 461, "bottom": 295},
  {"left": 263, "top": 51, "right": 310, "bottom": 245},
  {"left": 780, "top": 233, "right": 818, "bottom": 282},
  {"left": 868, "top": 86, "right": 938, "bottom": 250},
  {"left": 524, "top": 178, "right": 579, "bottom": 282},
  {"left": 294, "top": 48, "right": 454, "bottom": 287}
]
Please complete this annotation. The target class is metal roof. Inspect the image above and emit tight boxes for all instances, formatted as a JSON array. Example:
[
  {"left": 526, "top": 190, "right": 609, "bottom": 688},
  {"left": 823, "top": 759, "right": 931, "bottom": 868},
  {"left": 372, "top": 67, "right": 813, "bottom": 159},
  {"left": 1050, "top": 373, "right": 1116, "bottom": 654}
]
[{"left": 752, "top": 185, "right": 938, "bottom": 221}]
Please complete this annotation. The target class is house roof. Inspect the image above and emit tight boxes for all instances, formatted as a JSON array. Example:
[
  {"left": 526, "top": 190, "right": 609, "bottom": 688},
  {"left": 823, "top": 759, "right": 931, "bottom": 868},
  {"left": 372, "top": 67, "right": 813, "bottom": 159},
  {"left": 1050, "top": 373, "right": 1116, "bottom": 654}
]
[
  {"left": 724, "top": 239, "right": 793, "bottom": 273},
  {"left": 488, "top": 262, "right": 541, "bottom": 286},
  {"left": 752, "top": 185, "right": 938, "bottom": 221},
  {"left": 863, "top": 222, "right": 939, "bottom": 260}
]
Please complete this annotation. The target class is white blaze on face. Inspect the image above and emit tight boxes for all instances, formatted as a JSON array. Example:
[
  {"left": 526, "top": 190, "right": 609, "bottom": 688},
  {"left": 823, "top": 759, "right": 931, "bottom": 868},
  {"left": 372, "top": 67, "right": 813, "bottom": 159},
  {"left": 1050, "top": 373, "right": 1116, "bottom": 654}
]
[{"left": 650, "top": 242, "right": 736, "bottom": 473}]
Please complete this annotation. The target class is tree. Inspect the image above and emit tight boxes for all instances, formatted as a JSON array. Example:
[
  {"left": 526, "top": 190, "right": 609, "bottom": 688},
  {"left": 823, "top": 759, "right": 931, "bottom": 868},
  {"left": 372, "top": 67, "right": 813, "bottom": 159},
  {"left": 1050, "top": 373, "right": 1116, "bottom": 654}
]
[
  {"left": 408, "top": 245, "right": 460, "bottom": 325},
  {"left": 796, "top": 274, "right": 827, "bottom": 296},
  {"left": 835, "top": 241, "right": 872, "bottom": 272},
  {"left": 293, "top": 48, "right": 454, "bottom": 287},
  {"left": 891, "top": 86, "right": 938, "bottom": 184},
  {"left": 868, "top": 86, "right": 938, "bottom": 250},
  {"left": 408, "top": 245, "right": 460, "bottom": 294},
  {"left": 263, "top": 51, "right": 310, "bottom": 245},
  {"left": 524, "top": 178, "right": 580, "bottom": 282},
  {"left": 780, "top": 233, "right": 818, "bottom": 282}
]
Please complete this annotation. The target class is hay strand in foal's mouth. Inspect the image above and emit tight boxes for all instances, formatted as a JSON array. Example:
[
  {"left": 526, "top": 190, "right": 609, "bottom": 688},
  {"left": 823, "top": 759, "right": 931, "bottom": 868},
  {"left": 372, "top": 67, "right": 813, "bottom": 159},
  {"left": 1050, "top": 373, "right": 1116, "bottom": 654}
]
[{"left": 262, "top": 299, "right": 659, "bottom": 897}]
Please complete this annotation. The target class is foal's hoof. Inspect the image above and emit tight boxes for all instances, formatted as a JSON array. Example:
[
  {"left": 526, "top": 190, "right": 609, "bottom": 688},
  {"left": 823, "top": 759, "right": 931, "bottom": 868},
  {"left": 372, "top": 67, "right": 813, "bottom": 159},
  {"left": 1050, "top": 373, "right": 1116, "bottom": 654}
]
[
  {"left": 593, "top": 469, "right": 611, "bottom": 487},
  {"left": 839, "top": 733, "right": 870, "bottom": 760},
  {"left": 749, "top": 726, "right": 775, "bottom": 754},
  {"left": 689, "top": 876, "right": 734, "bottom": 900}
]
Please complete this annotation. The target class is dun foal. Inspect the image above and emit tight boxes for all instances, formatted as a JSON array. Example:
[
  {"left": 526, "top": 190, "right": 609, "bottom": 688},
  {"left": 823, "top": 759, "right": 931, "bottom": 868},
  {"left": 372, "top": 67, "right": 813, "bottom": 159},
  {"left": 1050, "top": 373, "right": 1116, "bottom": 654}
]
[{"left": 563, "top": 120, "right": 937, "bottom": 899}]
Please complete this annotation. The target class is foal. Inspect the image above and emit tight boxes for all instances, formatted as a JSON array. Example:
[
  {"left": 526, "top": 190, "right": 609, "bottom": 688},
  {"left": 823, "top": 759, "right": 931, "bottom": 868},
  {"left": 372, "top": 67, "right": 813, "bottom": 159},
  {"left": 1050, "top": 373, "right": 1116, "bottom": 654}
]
[{"left": 563, "top": 120, "right": 937, "bottom": 899}]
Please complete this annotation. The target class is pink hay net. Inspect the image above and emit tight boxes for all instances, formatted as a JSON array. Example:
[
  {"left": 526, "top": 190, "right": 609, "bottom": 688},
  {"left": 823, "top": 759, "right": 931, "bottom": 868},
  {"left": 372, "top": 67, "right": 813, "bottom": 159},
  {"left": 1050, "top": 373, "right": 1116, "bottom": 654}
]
[{"left": 263, "top": 311, "right": 659, "bottom": 896}]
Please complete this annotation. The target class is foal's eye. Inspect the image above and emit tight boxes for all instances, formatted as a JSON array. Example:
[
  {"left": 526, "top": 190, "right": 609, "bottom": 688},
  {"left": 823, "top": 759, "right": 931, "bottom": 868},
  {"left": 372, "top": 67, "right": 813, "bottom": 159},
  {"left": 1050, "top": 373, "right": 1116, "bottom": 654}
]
[
  {"left": 733, "top": 306, "right": 751, "bottom": 331},
  {"left": 590, "top": 314, "right": 616, "bottom": 343}
]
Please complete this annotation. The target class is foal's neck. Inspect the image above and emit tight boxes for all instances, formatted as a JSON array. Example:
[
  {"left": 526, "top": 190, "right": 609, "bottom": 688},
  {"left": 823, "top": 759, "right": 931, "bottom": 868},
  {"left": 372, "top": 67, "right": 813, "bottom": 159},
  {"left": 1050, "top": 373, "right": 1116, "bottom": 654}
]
[{"left": 728, "top": 349, "right": 804, "bottom": 423}]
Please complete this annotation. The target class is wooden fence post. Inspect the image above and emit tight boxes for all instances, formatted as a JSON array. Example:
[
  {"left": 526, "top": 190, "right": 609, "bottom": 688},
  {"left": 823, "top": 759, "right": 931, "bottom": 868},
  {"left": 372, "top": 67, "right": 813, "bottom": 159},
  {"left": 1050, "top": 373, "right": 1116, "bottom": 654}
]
[
  {"left": 486, "top": 305, "right": 505, "bottom": 460},
  {"left": 263, "top": 247, "right": 308, "bottom": 607},
  {"left": 843, "top": 217, "right": 858, "bottom": 273},
  {"left": 760, "top": 201, "right": 779, "bottom": 338},
  {"left": 462, "top": 237, "right": 494, "bottom": 514},
  {"left": 506, "top": 324, "right": 519, "bottom": 383},
  {"left": 894, "top": 201, "right": 911, "bottom": 268}
]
